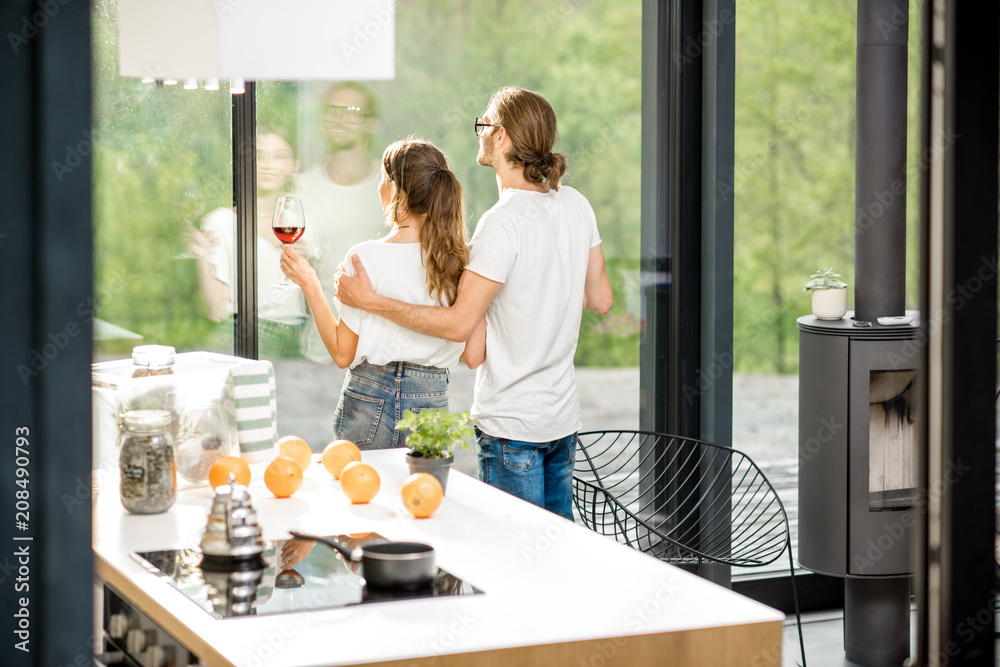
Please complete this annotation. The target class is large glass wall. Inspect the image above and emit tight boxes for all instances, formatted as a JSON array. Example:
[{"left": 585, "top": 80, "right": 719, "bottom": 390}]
[
  {"left": 732, "top": 0, "right": 923, "bottom": 572},
  {"left": 91, "top": 1, "right": 643, "bottom": 473}
]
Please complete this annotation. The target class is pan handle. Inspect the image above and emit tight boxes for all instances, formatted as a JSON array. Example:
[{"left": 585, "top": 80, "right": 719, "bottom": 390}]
[{"left": 288, "top": 531, "right": 364, "bottom": 562}]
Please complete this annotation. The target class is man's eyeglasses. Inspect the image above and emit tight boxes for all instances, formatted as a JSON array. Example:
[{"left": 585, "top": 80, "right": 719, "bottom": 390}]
[
  {"left": 324, "top": 105, "right": 373, "bottom": 125},
  {"left": 474, "top": 116, "right": 496, "bottom": 137}
]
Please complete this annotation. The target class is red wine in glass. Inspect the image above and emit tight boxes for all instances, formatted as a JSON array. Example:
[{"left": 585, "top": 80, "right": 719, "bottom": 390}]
[
  {"left": 271, "top": 196, "right": 305, "bottom": 289},
  {"left": 273, "top": 226, "right": 304, "bottom": 244}
]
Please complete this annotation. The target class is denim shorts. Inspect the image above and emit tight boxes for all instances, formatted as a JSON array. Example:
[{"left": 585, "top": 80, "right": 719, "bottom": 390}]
[{"left": 333, "top": 360, "right": 450, "bottom": 450}]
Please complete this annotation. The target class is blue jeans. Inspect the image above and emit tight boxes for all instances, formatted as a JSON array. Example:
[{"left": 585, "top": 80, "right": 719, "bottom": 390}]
[
  {"left": 476, "top": 427, "right": 577, "bottom": 520},
  {"left": 334, "top": 361, "right": 449, "bottom": 450}
]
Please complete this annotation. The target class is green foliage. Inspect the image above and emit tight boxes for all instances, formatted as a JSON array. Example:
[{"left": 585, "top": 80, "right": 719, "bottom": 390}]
[
  {"left": 732, "top": 0, "right": 922, "bottom": 374},
  {"left": 396, "top": 409, "right": 475, "bottom": 459},
  {"left": 803, "top": 267, "right": 848, "bottom": 291},
  {"left": 575, "top": 257, "right": 640, "bottom": 366}
]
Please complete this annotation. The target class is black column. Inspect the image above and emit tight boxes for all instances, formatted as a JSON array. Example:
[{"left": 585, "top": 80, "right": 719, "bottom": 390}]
[
  {"left": 0, "top": 1, "right": 94, "bottom": 665},
  {"left": 232, "top": 84, "right": 258, "bottom": 359},
  {"left": 915, "top": 1, "right": 998, "bottom": 665},
  {"left": 854, "top": 0, "right": 909, "bottom": 323},
  {"left": 640, "top": 0, "right": 707, "bottom": 438},
  {"left": 641, "top": 0, "right": 735, "bottom": 588}
]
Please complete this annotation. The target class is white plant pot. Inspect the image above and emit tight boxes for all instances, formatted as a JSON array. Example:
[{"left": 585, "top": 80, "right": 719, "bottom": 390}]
[{"left": 811, "top": 288, "right": 848, "bottom": 320}]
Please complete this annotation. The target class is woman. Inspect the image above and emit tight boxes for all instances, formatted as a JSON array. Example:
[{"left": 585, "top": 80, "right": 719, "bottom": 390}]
[
  {"left": 280, "top": 138, "right": 485, "bottom": 449},
  {"left": 188, "top": 128, "right": 311, "bottom": 358}
]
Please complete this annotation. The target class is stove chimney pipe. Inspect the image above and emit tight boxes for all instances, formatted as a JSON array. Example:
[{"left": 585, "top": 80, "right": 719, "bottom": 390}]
[{"left": 854, "top": 0, "right": 909, "bottom": 323}]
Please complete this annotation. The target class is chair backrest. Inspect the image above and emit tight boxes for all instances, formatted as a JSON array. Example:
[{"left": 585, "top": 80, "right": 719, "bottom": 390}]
[{"left": 574, "top": 430, "right": 790, "bottom": 568}]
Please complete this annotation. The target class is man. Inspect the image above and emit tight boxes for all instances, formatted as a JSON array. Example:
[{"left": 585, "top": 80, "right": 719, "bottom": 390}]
[
  {"left": 297, "top": 82, "right": 387, "bottom": 364},
  {"left": 337, "top": 86, "right": 613, "bottom": 520}
]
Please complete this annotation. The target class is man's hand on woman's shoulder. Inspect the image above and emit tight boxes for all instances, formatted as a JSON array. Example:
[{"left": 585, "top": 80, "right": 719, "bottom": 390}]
[{"left": 335, "top": 254, "right": 374, "bottom": 309}]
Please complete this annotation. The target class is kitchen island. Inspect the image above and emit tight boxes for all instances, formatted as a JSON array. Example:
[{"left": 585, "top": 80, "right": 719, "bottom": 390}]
[{"left": 93, "top": 449, "right": 784, "bottom": 666}]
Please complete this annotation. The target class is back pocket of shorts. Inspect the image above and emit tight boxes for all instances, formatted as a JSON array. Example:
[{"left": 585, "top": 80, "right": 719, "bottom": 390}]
[{"left": 336, "top": 390, "right": 384, "bottom": 447}]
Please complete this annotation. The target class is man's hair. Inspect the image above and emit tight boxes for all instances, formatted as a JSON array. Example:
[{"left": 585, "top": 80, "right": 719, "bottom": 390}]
[{"left": 488, "top": 86, "right": 566, "bottom": 190}]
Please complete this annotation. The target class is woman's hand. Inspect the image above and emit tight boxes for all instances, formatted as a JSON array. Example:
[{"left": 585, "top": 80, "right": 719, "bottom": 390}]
[
  {"left": 185, "top": 226, "right": 217, "bottom": 260},
  {"left": 279, "top": 244, "right": 320, "bottom": 292}
]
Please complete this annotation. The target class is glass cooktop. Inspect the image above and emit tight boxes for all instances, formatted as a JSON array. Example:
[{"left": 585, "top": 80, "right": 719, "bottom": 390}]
[{"left": 132, "top": 533, "right": 482, "bottom": 619}]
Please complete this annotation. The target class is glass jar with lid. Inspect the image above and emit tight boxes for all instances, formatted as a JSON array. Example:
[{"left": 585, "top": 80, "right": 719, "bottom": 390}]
[
  {"left": 119, "top": 409, "right": 177, "bottom": 514},
  {"left": 130, "top": 345, "right": 176, "bottom": 378}
]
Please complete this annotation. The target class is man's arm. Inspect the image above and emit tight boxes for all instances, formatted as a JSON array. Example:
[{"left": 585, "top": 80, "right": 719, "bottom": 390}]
[
  {"left": 336, "top": 255, "right": 502, "bottom": 342},
  {"left": 583, "top": 244, "right": 614, "bottom": 314},
  {"left": 459, "top": 316, "right": 487, "bottom": 369}
]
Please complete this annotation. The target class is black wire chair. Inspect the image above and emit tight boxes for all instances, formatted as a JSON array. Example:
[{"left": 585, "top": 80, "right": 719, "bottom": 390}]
[{"left": 573, "top": 430, "right": 806, "bottom": 667}]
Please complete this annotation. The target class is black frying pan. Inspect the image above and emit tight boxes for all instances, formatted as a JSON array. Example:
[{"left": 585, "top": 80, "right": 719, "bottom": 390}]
[{"left": 288, "top": 531, "right": 436, "bottom": 590}]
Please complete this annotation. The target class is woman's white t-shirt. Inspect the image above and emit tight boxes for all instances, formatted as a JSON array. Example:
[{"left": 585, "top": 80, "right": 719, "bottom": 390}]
[
  {"left": 338, "top": 240, "right": 464, "bottom": 370},
  {"left": 201, "top": 207, "right": 307, "bottom": 325}
]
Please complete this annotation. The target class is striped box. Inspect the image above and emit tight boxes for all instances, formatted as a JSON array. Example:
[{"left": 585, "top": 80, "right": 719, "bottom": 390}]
[{"left": 229, "top": 360, "right": 277, "bottom": 464}]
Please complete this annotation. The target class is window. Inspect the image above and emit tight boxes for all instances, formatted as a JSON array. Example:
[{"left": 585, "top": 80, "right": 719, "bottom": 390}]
[{"left": 92, "top": 0, "right": 643, "bottom": 466}]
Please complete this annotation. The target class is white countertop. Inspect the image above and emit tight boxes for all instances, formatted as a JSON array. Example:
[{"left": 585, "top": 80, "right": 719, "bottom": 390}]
[{"left": 93, "top": 449, "right": 784, "bottom": 667}]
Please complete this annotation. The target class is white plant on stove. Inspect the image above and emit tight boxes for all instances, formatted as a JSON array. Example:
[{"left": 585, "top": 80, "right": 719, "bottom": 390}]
[{"left": 803, "top": 267, "right": 848, "bottom": 291}]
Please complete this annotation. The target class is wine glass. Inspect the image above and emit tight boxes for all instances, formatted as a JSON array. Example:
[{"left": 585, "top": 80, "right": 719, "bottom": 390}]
[{"left": 271, "top": 196, "right": 305, "bottom": 289}]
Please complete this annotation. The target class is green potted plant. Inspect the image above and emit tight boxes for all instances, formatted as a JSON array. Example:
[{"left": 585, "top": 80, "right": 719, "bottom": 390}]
[
  {"left": 395, "top": 408, "right": 474, "bottom": 494},
  {"left": 804, "top": 267, "right": 849, "bottom": 320}
]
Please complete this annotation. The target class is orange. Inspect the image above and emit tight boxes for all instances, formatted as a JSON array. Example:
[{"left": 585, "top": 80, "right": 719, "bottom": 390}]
[
  {"left": 278, "top": 435, "right": 313, "bottom": 472},
  {"left": 401, "top": 473, "right": 443, "bottom": 518},
  {"left": 208, "top": 456, "right": 251, "bottom": 489},
  {"left": 264, "top": 456, "right": 304, "bottom": 498},
  {"left": 339, "top": 461, "right": 380, "bottom": 504},
  {"left": 321, "top": 439, "right": 361, "bottom": 479}
]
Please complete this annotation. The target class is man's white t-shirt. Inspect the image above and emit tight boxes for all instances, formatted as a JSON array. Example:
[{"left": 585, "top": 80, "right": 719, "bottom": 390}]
[
  {"left": 201, "top": 207, "right": 307, "bottom": 325},
  {"left": 466, "top": 186, "right": 601, "bottom": 442},
  {"left": 296, "top": 164, "right": 388, "bottom": 363},
  {"left": 338, "top": 240, "right": 465, "bottom": 370}
]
